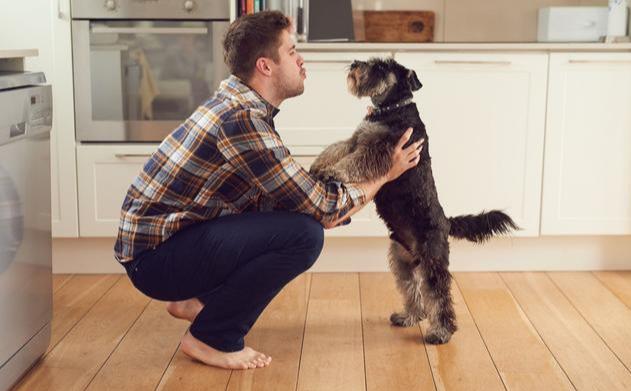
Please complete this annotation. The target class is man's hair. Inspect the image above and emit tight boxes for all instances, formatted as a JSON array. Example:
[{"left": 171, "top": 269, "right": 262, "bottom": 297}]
[{"left": 223, "top": 11, "right": 292, "bottom": 81}]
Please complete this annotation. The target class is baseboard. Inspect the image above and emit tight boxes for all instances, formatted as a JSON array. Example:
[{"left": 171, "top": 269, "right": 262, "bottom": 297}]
[{"left": 52, "top": 235, "right": 631, "bottom": 274}]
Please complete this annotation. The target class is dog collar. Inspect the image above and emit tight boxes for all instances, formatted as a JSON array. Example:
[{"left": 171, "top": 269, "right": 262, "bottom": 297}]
[{"left": 371, "top": 98, "right": 414, "bottom": 115}]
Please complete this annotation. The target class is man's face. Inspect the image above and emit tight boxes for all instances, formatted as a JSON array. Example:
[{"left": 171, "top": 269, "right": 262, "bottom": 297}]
[{"left": 269, "top": 29, "right": 306, "bottom": 100}]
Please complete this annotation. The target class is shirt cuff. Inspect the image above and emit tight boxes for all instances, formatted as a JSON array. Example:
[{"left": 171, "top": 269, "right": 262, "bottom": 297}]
[{"left": 344, "top": 183, "right": 366, "bottom": 208}]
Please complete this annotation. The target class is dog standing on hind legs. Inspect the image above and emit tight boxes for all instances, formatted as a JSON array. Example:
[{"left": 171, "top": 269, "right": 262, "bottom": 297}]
[{"left": 309, "top": 58, "right": 519, "bottom": 344}]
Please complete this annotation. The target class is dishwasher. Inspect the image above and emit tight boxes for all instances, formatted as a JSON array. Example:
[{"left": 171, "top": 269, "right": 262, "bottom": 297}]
[{"left": 0, "top": 71, "right": 52, "bottom": 391}]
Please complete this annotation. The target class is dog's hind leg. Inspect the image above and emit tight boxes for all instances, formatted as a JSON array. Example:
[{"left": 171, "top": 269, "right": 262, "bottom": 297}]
[
  {"left": 418, "top": 232, "right": 457, "bottom": 344},
  {"left": 388, "top": 239, "right": 427, "bottom": 327}
]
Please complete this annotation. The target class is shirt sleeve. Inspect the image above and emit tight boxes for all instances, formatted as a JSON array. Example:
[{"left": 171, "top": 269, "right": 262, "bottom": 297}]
[{"left": 217, "top": 108, "right": 366, "bottom": 223}]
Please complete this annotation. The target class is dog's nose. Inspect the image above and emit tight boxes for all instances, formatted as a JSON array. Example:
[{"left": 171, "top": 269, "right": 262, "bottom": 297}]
[{"left": 350, "top": 60, "right": 360, "bottom": 70}]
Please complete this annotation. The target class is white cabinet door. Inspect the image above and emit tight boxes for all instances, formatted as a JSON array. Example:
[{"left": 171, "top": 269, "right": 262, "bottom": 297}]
[
  {"left": 77, "top": 144, "right": 157, "bottom": 237},
  {"left": 274, "top": 51, "right": 389, "bottom": 147},
  {"left": 77, "top": 145, "right": 387, "bottom": 237},
  {"left": 541, "top": 53, "right": 631, "bottom": 235},
  {"left": 292, "top": 151, "right": 388, "bottom": 237},
  {"left": 395, "top": 53, "right": 548, "bottom": 236},
  {"left": 0, "top": 0, "right": 80, "bottom": 237}
]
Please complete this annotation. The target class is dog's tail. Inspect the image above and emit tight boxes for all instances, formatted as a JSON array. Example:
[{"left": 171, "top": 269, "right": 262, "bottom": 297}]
[{"left": 448, "top": 210, "right": 519, "bottom": 243}]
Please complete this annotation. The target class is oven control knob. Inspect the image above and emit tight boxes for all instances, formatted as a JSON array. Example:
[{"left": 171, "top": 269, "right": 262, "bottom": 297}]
[
  {"left": 183, "top": 0, "right": 195, "bottom": 12},
  {"left": 104, "top": 0, "right": 117, "bottom": 11}
]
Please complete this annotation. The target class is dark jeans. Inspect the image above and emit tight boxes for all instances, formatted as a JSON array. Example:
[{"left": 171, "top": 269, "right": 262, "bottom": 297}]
[{"left": 121, "top": 211, "right": 324, "bottom": 352}]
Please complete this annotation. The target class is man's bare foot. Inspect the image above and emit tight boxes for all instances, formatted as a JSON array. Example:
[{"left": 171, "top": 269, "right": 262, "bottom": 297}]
[
  {"left": 166, "top": 298, "right": 203, "bottom": 322},
  {"left": 180, "top": 331, "right": 272, "bottom": 370}
]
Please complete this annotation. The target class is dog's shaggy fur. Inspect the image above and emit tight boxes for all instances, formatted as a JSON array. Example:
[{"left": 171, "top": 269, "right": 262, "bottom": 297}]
[{"left": 309, "top": 58, "right": 518, "bottom": 344}]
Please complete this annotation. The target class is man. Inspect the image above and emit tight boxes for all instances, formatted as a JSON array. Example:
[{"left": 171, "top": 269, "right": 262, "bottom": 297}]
[{"left": 114, "top": 11, "right": 423, "bottom": 370}]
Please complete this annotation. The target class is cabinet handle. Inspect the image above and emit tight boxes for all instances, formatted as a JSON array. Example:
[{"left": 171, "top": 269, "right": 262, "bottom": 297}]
[
  {"left": 568, "top": 60, "right": 631, "bottom": 64},
  {"left": 434, "top": 60, "right": 512, "bottom": 65},
  {"left": 115, "top": 153, "right": 152, "bottom": 158},
  {"left": 305, "top": 60, "right": 354, "bottom": 64}
]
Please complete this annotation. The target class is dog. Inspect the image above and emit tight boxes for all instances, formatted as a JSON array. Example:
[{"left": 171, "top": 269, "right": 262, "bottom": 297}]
[{"left": 309, "top": 57, "right": 518, "bottom": 344}]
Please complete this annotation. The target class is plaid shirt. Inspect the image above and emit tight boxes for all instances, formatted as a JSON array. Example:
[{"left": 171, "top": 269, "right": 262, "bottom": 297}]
[{"left": 114, "top": 75, "right": 366, "bottom": 263}]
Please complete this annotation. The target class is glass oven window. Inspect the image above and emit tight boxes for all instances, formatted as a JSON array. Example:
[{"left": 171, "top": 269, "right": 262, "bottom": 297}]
[{"left": 88, "top": 20, "right": 219, "bottom": 122}]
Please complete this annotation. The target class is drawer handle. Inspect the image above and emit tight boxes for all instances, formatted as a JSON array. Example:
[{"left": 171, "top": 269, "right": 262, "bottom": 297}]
[
  {"left": 568, "top": 60, "right": 631, "bottom": 64},
  {"left": 434, "top": 60, "right": 512, "bottom": 65},
  {"left": 114, "top": 153, "right": 152, "bottom": 158}
]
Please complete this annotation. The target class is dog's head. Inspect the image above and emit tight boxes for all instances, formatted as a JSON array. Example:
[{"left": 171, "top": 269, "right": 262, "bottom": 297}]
[{"left": 347, "top": 57, "right": 422, "bottom": 106}]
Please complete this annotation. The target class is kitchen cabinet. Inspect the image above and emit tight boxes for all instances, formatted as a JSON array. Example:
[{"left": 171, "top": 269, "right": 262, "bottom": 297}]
[
  {"left": 395, "top": 52, "right": 548, "bottom": 236},
  {"left": 541, "top": 53, "right": 631, "bottom": 234},
  {"left": 293, "top": 153, "right": 388, "bottom": 237},
  {"left": 76, "top": 144, "right": 156, "bottom": 237},
  {"left": 274, "top": 51, "right": 390, "bottom": 147},
  {"left": 76, "top": 145, "right": 387, "bottom": 237}
]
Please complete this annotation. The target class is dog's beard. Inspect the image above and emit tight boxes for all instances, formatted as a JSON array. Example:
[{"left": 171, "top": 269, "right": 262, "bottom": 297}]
[
  {"left": 347, "top": 73, "right": 360, "bottom": 97},
  {"left": 347, "top": 70, "right": 395, "bottom": 101}
]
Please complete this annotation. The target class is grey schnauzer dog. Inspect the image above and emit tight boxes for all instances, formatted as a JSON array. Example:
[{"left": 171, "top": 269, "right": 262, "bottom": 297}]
[{"left": 309, "top": 58, "right": 518, "bottom": 344}]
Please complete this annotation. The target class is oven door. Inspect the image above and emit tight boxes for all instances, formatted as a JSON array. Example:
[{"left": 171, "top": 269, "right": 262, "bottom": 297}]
[{"left": 72, "top": 20, "right": 229, "bottom": 142}]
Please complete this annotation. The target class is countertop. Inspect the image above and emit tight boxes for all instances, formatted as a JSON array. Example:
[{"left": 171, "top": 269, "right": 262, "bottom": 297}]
[
  {"left": 0, "top": 49, "right": 39, "bottom": 59},
  {"left": 297, "top": 42, "right": 631, "bottom": 52}
]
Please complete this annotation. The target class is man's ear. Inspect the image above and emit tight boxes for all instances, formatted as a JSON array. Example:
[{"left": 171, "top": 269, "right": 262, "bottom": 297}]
[
  {"left": 407, "top": 70, "right": 422, "bottom": 91},
  {"left": 255, "top": 57, "right": 273, "bottom": 77}
]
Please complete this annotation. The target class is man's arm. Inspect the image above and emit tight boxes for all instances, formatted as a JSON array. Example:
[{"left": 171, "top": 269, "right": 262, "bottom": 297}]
[
  {"left": 321, "top": 176, "right": 387, "bottom": 229},
  {"left": 217, "top": 108, "right": 366, "bottom": 224},
  {"left": 322, "top": 128, "right": 424, "bottom": 229}
]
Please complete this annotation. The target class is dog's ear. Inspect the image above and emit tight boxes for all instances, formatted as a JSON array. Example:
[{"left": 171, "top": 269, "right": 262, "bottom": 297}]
[{"left": 407, "top": 70, "right": 422, "bottom": 91}]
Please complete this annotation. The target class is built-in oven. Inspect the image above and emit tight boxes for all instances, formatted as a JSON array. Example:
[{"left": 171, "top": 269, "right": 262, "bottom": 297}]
[{"left": 71, "top": 0, "right": 230, "bottom": 142}]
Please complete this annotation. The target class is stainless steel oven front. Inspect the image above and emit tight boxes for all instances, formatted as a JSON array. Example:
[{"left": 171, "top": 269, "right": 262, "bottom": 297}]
[{"left": 71, "top": 0, "right": 230, "bottom": 142}]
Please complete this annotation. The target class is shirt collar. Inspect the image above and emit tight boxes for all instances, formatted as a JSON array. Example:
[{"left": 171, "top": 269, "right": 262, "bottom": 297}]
[{"left": 217, "top": 75, "right": 280, "bottom": 118}]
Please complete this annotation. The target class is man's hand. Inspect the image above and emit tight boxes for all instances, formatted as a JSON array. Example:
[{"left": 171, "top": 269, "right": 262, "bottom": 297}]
[
  {"left": 321, "top": 127, "right": 423, "bottom": 230},
  {"left": 386, "top": 127, "right": 424, "bottom": 182},
  {"left": 322, "top": 216, "right": 351, "bottom": 229}
]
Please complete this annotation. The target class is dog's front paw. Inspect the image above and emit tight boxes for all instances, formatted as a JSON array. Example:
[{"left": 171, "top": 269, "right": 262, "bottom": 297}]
[
  {"left": 315, "top": 168, "right": 347, "bottom": 183},
  {"left": 424, "top": 328, "right": 453, "bottom": 344},
  {"left": 390, "top": 312, "right": 420, "bottom": 327}
]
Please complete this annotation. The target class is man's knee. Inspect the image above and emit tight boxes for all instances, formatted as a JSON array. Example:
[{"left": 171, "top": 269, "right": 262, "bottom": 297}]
[{"left": 292, "top": 214, "right": 324, "bottom": 270}]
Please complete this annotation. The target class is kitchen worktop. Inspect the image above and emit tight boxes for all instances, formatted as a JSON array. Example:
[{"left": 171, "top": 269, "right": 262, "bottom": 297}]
[
  {"left": 0, "top": 49, "right": 38, "bottom": 59},
  {"left": 297, "top": 42, "right": 631, "bottom": 52},
  {"left": 0, "top": 49, "right": 38, "bottom": 72}
]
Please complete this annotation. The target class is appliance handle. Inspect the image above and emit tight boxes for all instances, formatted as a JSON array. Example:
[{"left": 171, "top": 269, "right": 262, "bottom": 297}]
[
  {"left": 90, "top": 26, "right": 208, "bottom": 35},
  {"left": 57, "top": 0, "right": 69, "bottom": 19}
]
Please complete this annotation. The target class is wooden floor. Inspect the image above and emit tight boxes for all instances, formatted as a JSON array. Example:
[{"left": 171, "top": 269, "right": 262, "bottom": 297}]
[{"left": 11, "top": 271, "right": 631, "bottom": 391}]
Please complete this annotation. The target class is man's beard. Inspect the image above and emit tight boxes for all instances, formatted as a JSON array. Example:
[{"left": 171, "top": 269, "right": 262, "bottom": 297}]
[{"left": 275, "top": 75, "right": 304, "bottom": 100}]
